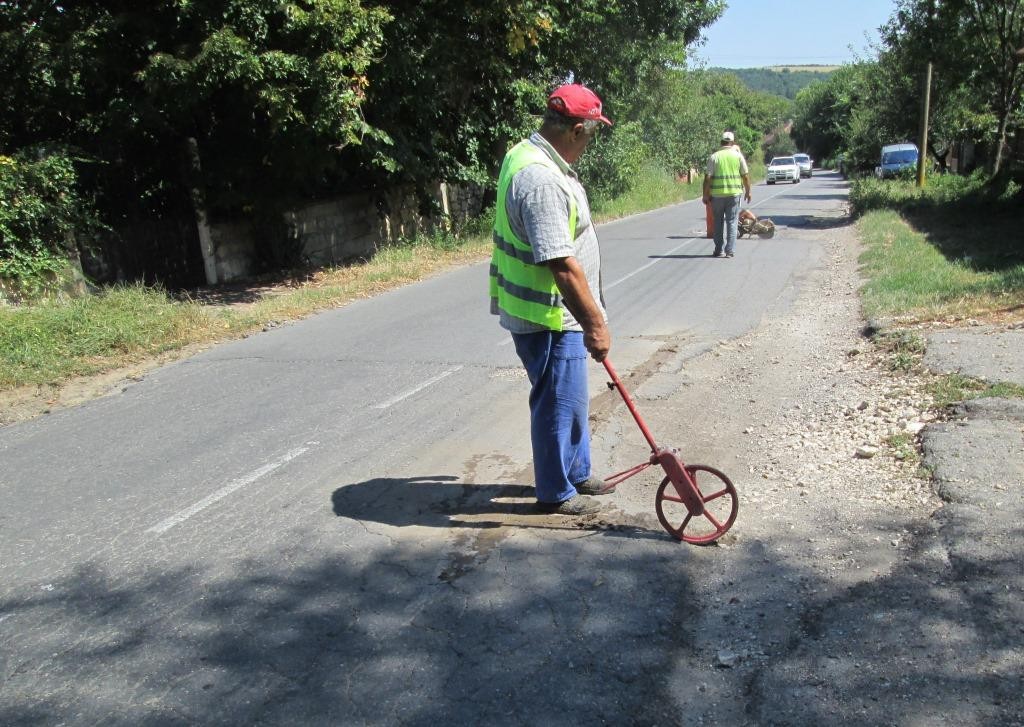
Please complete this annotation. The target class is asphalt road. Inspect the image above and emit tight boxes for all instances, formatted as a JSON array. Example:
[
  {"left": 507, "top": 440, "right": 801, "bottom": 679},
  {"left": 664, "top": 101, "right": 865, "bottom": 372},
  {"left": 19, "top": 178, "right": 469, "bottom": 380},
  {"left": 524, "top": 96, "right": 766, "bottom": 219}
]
[{"left": 2, "top": 172, "right": 849, "bottom": 724}]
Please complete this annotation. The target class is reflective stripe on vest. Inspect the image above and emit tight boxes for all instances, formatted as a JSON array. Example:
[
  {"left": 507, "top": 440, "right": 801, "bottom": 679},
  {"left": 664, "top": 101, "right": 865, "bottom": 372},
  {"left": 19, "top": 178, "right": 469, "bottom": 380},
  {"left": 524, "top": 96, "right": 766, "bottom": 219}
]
[
  {"left": 489, "top": 140, "right": 578, "bottom": 330},
  {"left": 710, "top": 149, "right": 744, "bottom": 197}
]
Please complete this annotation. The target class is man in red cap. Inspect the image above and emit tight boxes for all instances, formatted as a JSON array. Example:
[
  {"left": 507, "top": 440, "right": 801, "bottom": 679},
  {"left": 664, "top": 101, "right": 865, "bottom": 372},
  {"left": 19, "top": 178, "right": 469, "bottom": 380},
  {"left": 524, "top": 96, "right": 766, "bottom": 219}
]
[{"left": 489, "top": 83, "right": 613, "bottom": 516}]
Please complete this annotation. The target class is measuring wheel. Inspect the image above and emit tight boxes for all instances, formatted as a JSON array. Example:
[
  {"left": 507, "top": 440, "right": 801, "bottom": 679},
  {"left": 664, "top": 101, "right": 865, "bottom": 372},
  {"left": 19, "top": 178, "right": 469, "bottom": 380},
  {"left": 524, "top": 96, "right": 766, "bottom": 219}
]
[{"left": 655, "top": 464, "right": 739, "bottom": 545}]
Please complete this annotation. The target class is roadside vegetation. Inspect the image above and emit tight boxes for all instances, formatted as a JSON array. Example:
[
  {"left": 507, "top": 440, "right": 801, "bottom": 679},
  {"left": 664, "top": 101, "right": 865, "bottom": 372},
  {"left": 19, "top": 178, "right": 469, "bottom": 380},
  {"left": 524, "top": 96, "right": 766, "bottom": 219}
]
[
  {"left": 853, "top": 173, "right": 1023, "bottom": 323},
  {"left": 853, "top": 173, "right": 1024, "bottom": 406},
  {"left": 2, "top": 2, "right": 794, "bottom": 394},
  {"left": 0, "top": 235, "right": 487, "bottom": 389},
  {"left": 788, "top": 0, "right": 1023, "bottom": 416},
  {"left": 791, "top": 2, "right": 1021, "bottom": 177}
]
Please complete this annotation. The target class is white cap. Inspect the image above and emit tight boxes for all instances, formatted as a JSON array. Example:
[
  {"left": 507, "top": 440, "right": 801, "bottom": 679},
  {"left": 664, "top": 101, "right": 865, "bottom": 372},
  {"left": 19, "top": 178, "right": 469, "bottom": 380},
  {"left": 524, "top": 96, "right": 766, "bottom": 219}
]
[{"left": 722, "top": 131, "right": 735, "bottom": 142}]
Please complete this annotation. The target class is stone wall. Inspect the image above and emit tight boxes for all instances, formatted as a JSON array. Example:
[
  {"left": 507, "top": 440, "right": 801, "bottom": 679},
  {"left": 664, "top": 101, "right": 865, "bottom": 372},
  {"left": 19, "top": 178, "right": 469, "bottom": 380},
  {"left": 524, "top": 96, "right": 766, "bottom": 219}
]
[{"left": 210, "top": 182, "right": 485, "bottom": 282}]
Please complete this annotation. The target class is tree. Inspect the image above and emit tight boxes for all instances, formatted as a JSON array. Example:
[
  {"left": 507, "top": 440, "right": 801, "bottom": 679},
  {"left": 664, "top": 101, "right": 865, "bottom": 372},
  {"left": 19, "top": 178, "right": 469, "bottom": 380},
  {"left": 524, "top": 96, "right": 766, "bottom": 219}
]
[
  {"left": 0, "top": 1, "right": 731, "bottom": 283},
  {"left": 712, "top": 67, "right": 836, "bottom": 100},
  {"left": 883, "top": 0, "right": 1024, "bottom": 175},
  {"left": 353, "top": 0, "right": 726, "bottom": 192},
  {"left": 0, "top": 152, "right": 100, "bottom": 294},
  {"left": 0, "top": 2, "right": 391, "bottom": 248}
]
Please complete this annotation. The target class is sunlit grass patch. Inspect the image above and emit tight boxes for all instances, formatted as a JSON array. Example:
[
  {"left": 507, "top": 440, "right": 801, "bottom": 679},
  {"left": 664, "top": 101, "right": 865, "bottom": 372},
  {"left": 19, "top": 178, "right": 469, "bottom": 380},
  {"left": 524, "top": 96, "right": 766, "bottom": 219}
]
[
  {"left": 591, "top": 162, "right": 703, "bottom": 219},
  {"left": 858, "top": 210, "right": 1024, "bottom": 322},
  {"left": 885, "top": 431, "right": 920, "bottom": 464},
  {"left": 927, "top": 373, "right": 1024, "bottom": 409},
  {"left": 0, "top": 286, "right": 220, "bottom": 387}
]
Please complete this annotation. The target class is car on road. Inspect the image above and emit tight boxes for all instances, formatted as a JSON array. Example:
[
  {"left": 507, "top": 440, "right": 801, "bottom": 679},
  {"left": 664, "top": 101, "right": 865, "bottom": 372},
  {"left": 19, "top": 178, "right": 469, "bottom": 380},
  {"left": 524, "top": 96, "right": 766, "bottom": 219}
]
[
  {"left": 875, "top": 143, "right": 919, "bottom": 179},
  {"left": 793, "top": 153, "right": 813, "bottom": 178},
  {"left": 766, "top": 156, "right": 801, "bottom": 184}
]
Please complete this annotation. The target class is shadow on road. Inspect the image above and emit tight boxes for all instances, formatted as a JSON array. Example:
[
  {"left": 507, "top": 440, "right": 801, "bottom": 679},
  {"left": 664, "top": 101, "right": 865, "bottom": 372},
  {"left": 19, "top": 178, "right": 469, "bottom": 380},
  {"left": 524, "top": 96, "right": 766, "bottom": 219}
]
[
  {"left": 0, "top": 503, "right": 697, "bottom": 724},
  {"left": 758, "top": 214, "right": 851, "bottom": 230},
  {"left": 776, "top": 194, "right": 849, "bottom": 202},
  {"left": 2, "top": 502, "right": 1019, "bottom": 724},
  {"left": 330, "top": 474, "right": 666, "bottom": 541}
]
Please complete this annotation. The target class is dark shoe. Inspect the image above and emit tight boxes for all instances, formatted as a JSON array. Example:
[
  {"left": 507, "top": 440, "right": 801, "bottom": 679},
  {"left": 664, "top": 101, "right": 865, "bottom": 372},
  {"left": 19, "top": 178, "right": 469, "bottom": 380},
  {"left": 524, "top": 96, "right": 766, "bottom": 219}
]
[
  {"left": 712, "top": 251, "right": 723, "bottom": 258},
  {"left": 726, "top": 252, "right": 735, "bottom": 258},
  {"left": 573, "top": 476, "right": 616, "bottom": 495},
  {"left": 535, "top": 494, "right": 603, "bottom": 516}
]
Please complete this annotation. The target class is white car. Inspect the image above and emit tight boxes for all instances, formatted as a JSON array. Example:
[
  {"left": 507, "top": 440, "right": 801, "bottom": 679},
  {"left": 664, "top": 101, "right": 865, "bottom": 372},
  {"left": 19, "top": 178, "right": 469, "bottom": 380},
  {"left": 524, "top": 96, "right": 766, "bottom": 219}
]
[
  {"left": 766, "top": 156, "right": 800, "bottom": 184},
  {"left": 793, "top": 153, "right": 813, "bottom": 178}
]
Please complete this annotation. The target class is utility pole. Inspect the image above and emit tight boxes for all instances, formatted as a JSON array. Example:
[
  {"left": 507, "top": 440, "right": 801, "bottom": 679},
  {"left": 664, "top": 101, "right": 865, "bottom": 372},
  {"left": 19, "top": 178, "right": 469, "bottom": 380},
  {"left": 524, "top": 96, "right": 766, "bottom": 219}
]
[
  {"left": 916, "top": 61, "right": 932, "bottom": 188},
  {"left": 916, "top": 0, "right": 935, "bottom": 188}
]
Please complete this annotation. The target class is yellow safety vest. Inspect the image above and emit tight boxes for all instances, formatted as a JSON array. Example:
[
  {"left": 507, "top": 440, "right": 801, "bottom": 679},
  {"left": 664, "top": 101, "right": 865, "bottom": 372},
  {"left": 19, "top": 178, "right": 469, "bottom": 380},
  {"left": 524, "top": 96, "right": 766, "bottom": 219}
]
[
  {"left": 710, "top": 148, "right": 744, "bottom": 197},
  {"left": 489, "top": 140, "right": 578, "bottom": 330}
]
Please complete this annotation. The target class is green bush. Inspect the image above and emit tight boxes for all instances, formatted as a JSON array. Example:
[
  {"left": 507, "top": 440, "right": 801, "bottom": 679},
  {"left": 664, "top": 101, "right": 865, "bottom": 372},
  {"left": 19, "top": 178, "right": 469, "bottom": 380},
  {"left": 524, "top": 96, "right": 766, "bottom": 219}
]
[
  {"left": 0, "top": 152, "right": 99, "bottom": 298},
  {"left": 574, "top": 121, "right": 649, "bottom": 204},
  {"left": 590, "top": 160, "right": 702, "bottom": 218},
  {"left": 848, "top": 170, "right": 989, "bottom": 215}
]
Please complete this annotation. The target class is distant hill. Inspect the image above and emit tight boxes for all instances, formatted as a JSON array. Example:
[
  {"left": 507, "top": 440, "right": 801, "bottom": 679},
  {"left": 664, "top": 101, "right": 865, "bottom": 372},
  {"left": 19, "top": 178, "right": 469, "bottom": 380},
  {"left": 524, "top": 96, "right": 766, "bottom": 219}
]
[
  {"left": 765, "top": 65, "right": 840, "bottom": 73},
  {"left": 710, "top": 66, "right": 836, "bottom": 100}
]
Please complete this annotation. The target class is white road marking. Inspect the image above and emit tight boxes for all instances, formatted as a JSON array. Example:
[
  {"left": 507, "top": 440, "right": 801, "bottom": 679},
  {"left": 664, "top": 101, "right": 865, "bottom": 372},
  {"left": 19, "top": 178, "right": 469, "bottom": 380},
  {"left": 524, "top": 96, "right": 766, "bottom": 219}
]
[
  {"left": 373, "top": 366, "right": 463, "bottom": 409},
  {"left": 606, "top": 187, "right": 788, "bottom": 290},
  {"left": 146, "top": 445, "right": 310, "bottom": 535},
  {"left": 606, "top": 236, "right": 699, "bottom": 290}
]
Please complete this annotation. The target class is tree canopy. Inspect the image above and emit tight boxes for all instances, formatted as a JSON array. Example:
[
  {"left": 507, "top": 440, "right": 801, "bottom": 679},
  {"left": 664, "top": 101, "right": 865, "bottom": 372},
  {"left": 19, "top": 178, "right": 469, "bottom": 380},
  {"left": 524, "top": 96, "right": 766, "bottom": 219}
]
[
  {"left": 792, "top": 0, "right": 1023, "bottom": 175},
  {"left": 0, "top": 1, "right": 392, "bottom": 219},
  {"left": 1, "top": 2, "right": 734, "bottom": 216}
]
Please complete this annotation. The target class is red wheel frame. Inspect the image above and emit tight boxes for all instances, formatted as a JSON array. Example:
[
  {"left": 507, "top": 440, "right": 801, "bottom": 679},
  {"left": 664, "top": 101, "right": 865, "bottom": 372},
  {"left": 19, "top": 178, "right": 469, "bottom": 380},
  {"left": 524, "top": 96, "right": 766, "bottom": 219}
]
[{"left": 655, "top": 464, "right": 738, "bottom": 544}]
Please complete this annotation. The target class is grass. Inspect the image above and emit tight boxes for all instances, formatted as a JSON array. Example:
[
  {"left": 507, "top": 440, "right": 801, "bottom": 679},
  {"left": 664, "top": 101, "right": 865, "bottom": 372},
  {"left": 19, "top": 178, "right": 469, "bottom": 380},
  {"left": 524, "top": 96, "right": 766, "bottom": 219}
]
[
  {"left": 926, "top": 373, "right": 1024, "bottom": 409},
  {"left": 856, "top": 209, "right": 1024, "bottom": 320},
  {"left": 884, "top": 432, "right": 920, "bottom": 465},
  {"left": 0, "top": 236, "right": 495, "bottom": 389},
  {"left": 870, "top": 326, "right": 1024, "bottom": 409},
  {"left": 1, "top": 286, "right": 217, "bottom": 387},
  {"left": 856, "top": 178, "right": 1024, "bottom": 323},
  {"left": 1, "top": 162, "right": 714, "bottom": 390},
  {"left": 856, "top": 173, "right": 1024, "bottom": 407},
  {"left": 871, "top": 329, "right": 927, "bottom": 372}
]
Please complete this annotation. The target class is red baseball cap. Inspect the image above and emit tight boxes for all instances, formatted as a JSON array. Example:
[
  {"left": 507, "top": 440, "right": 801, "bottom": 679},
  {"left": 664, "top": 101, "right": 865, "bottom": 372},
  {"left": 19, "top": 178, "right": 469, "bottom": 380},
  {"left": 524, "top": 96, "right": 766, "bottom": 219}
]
[{"left": 547, "top": 83, "right": 613, "bottom": 126}]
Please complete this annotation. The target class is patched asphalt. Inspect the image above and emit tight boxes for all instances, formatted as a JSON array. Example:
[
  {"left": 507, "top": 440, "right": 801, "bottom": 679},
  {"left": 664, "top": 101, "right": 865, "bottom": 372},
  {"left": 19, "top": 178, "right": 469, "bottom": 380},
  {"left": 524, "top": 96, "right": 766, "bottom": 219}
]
[{"left": 749, "top": 325, "right": 1024, "bottom": 724}]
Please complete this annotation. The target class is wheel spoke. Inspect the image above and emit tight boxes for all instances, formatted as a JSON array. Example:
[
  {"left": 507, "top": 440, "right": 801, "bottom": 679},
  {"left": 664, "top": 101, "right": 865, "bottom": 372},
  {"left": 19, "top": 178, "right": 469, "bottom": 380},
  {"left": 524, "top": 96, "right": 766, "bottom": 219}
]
[
  {"left": 662, "top": 493, "right": 685, "bottom": 504},
  {"left": 702, "top": 510, "right": 724, "bottom": 530},
  {"left": 677, "top": 513, "right": 692, "bottom": 535},
  {"left": 702, "top": 487, "right": 728, "bottom": 503}
]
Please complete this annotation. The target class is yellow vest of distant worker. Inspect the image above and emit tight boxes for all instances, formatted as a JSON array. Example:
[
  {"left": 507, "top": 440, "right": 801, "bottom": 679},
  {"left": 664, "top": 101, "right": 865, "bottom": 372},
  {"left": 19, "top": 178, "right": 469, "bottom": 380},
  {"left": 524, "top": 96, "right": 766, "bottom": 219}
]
[
  {"left": 489, "top": 141, "right": 578, "bottom": 330},
  {"left": 709, "top": 148, "right": 744, "bottom": 197}
]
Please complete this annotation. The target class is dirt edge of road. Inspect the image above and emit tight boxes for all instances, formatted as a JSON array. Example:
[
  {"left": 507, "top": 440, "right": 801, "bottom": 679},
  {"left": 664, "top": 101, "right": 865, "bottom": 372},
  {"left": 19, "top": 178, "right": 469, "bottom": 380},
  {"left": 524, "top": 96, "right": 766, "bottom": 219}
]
[{"left": 1, "top": 343, "right": 217, "bottom": 427}]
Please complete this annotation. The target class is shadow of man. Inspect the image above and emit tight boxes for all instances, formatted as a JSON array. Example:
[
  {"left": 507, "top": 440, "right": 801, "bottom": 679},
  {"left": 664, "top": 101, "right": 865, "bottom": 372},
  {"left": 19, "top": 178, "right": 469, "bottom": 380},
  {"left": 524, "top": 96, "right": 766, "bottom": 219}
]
[
  {"left": 331, "top": 475, "right": 663, "bottom": 540},
  {"left": 331, "top": 476, "right": 537, "bottom": 530}
]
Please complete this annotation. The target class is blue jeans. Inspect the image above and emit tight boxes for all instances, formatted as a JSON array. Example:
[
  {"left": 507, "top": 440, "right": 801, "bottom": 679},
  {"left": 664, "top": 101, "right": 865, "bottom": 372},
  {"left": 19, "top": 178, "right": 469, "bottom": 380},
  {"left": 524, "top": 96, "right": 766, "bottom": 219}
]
[
  {"left": 512, "top": 330, "right": 591, "bottom": 504},
  {"left": 711, "top": 194, "right": 741, "bottom": 255}
]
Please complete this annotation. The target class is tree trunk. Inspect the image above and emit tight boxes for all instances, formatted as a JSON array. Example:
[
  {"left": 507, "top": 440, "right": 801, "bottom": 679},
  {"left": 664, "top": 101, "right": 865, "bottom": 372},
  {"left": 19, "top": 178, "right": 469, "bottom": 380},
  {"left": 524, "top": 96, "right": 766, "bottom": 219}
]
[
  {"left": 61, "top": 230, "right": 91, "bottom": 297},
  {"left": 992, "top": 113, "right": 1009, "bottom": 176},
  {"left": 184, "top": 137, "right": 218, "bottom": 286}
]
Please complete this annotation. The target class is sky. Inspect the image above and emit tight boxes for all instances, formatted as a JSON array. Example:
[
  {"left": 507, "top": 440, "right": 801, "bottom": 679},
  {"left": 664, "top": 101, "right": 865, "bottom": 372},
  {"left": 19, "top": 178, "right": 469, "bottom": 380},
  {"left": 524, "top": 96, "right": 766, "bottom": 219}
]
[{"left": 692, "top": 0, "right": 899, "bottom": 68}]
